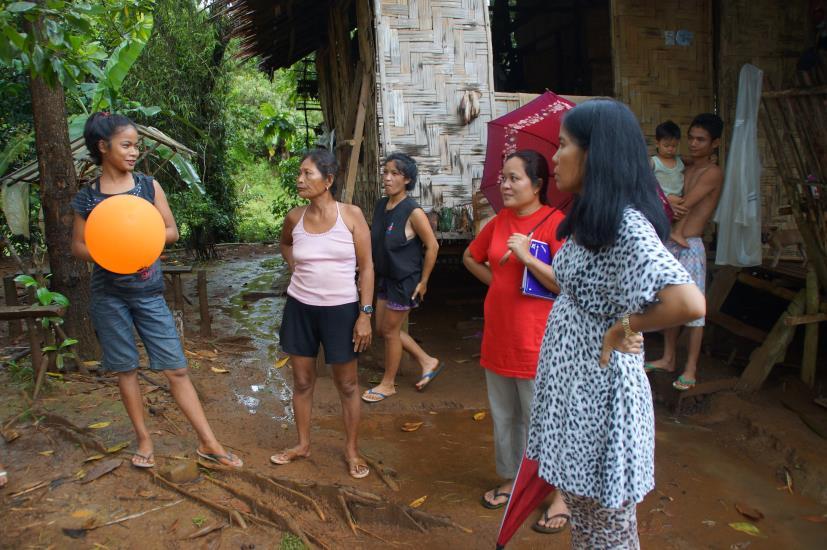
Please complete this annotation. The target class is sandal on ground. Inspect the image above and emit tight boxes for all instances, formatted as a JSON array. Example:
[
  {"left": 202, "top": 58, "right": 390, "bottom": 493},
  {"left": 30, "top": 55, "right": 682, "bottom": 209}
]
[
  {"left": 197, "top": 449, "right": 243, "bottom": 468},
  {"left": 644, "top": 363, "right": 673, "bottom": 374},
  {"left": 270, "top": 448, "right": 309, "bottom": 465},
  {"left": 532, "top": 511, "right": 571, "bottom": 534},
  {"left": 346, "top": 457, "right": 370, "bottom": 479},
  {"left": 361, "top": 388, "right": 393, "bottom": 403},
  {"left": 480, "top": 487, "right": 511, "bottom": 509},
  {"left": 672, "top": 375, "right": 696, "bottom": 391},
  {"left": 131, "top": 452, "right": 155, "bottom": 469},
  {"left": 416, "top": 362, "right": 446, "bottom": 391}
]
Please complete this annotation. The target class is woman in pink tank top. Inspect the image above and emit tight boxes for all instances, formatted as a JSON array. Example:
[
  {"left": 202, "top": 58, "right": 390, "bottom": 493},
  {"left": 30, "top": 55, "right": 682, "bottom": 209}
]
[{"left": 270, "top": 149, "right": 375, "bottom": 480}]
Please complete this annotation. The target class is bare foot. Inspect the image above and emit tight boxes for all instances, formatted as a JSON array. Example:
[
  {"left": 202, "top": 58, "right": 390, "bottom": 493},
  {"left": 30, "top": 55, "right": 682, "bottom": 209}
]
[
  {"left": 270, "top": 445, "right": 311, "bottom": 465},
  {"left": 361, "top": 384, "right": 396, "bottom": 403},
  {"left": 534, "top": 492, "right": 570, "bottom": 532},
  {"left": 645, "top": 357, "right": 675, "bottom": 373},
  {"left": 670, "top": 230, "right": 689, "bottom": 248}
]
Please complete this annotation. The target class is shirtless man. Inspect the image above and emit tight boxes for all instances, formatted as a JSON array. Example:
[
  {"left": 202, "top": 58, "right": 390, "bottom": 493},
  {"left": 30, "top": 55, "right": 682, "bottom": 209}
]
[{"left": 646, "top": 113, "right": 724, "bottom": 391}]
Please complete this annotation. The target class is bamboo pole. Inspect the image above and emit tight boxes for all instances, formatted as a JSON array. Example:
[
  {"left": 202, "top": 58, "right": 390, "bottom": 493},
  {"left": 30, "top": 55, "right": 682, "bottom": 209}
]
[{"left": 801, "top": 269, "right": 820, "bottom": 388}]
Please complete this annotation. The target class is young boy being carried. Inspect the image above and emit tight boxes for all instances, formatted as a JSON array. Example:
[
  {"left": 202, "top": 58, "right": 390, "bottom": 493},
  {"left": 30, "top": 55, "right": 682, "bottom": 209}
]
[{"left": 646, "top": 113, "right": 724, "bottom": 391}]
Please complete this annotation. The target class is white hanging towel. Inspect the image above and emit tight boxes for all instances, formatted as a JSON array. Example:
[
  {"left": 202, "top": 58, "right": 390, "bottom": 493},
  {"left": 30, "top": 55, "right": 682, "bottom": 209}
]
[
  {"left": 714, "top": 64, "right": 763, "bottom": 266},
  {"left": 2, "top": 181, "right": 30, "bottom": 238}
]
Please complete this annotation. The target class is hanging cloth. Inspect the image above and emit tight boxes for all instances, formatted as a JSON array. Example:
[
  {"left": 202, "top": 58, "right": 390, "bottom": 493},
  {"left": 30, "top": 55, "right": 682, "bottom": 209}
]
[
  {"left": 714, "top": 64, "right": 763, "bottom": 266},
  {"left": 2, "top": 181, "right": 30, "bottom": 238}
]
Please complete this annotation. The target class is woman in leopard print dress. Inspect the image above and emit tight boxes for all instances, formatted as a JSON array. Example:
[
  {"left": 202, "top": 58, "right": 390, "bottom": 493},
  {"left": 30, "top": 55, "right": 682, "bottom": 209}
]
[{"left": 525, "top": 99, "right": 706, "bottom": 548}]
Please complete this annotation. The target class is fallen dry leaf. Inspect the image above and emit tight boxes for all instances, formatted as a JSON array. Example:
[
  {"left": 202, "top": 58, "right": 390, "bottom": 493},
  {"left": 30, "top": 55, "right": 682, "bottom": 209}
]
[
  {"left": 802, "top": 514, "right": 827, "bottom": 523},
  {"left": 473, "top": 411, "right": 486, "bottom": 421},
  {"left": 81, "top": 360, "right": 100, "bottom": 368},
  {"left": 46, "top": 372, "right": 64, "bottom": 379},
  {"left": 735, "top": 503, "right": 764, "bottom": 521},
  {"left": 401, "top": 422, "right": 424, "bottom": 432},
  {"left": 83, "top": 454, "right": 105, "bottom": 463},
  {"left": 210, "top": 367, "right": 229, "bottom": 374},
  {"left": 106, "top": 441, "right": 131, "bottom": 454},
  {"left": 454, "top": 359, "right": 470, "bottom": 364},
  {"left": 87, "top": 421, "right": 111, "bottom": 429},
  {"left": 80, "top": 459, "right": 122, "bottom": 484},
  {"left": 1, "top": 428, "right": 20, "bottom": 442},
  {"left": 409, "top": 495, "right": 427, "bottom": 508},
  {"left": 197, "top": 350, "right": 218, "bottom": 359},
  {"left": 701, "top": 520, "right": 716, "bottom": 527},
  {"left": 71, "top": 509, "right": 95, "bottom": 519},
  {"left": 728, "top": 522, "right": 765, "bottom": 538},
  {"left": 38, "top": 450, "right": 55, "bottom": 456},
  {"left": 274, "top": 356, "right": 290, "bottom": 369}
]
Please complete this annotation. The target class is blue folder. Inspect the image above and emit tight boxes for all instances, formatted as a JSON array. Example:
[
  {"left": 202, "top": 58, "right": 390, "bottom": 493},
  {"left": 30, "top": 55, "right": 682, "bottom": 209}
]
[{"left": 521, "top": 239, "right": 557, "bottom": 301}]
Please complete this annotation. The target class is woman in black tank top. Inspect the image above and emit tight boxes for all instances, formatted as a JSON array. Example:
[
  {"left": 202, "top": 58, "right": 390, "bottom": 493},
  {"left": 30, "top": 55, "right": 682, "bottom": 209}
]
[{"left": 361, "top": 153, "right": 445, "bottom": 403}]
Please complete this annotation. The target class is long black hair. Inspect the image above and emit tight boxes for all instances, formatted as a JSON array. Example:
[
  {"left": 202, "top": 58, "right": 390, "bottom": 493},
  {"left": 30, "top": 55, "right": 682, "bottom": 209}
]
[
  {"left": 301, "top": 148, "right": 338, "bottom": 195},
  {"left": 505, "top": 150, "right": 550, "bottom": 206},
  {"left": 83, "top": 112, "right": 137, "bottom": 165},
  {"left": 556, "top": 99, "right": 670, "bottom": 250}
]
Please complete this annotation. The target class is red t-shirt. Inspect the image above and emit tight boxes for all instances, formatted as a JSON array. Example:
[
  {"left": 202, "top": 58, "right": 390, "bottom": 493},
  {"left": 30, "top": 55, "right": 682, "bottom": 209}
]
[{"left": 468, "top": 206, "right": 566, "bottom": 379}]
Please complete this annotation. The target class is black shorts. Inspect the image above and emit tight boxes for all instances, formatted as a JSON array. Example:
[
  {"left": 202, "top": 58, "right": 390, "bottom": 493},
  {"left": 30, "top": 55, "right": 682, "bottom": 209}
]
[{"left": 279, "top": 296, "right": 359, "bottom": 364}]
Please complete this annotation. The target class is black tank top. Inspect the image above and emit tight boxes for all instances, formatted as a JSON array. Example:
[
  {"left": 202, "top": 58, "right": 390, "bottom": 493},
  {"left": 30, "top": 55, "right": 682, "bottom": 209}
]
[{"left": 371, "top": 196, "right": 423, "bottom": 305}]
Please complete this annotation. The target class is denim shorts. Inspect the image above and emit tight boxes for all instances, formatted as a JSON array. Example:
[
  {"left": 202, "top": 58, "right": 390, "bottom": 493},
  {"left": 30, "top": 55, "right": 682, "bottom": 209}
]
[{"left": 90, "top": 292, "right": 188, "bottom": 373}]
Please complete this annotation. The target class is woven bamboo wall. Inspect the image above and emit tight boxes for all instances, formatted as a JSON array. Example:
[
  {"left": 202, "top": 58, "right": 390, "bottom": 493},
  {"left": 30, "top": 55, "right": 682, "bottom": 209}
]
[
  {"left": 611, "top": 0, "right": 714, "bottom": 149},
  {"left": 718, "top": 0, "right": 812, "bottom": 236},
  {"left": 374, "top": 0, "right": 495, "bottom": 215}
]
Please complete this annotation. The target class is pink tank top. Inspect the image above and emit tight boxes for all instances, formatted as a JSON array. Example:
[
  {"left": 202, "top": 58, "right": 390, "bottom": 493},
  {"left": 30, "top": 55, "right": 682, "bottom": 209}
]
[{"left": 286, "top": 203, "right": 359, "bottom": 306}]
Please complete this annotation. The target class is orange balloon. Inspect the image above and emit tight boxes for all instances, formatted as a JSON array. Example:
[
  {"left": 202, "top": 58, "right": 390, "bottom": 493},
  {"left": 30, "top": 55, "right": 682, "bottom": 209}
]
[{"left": 85, "top": 194, "right": 166, "bottom": 274}]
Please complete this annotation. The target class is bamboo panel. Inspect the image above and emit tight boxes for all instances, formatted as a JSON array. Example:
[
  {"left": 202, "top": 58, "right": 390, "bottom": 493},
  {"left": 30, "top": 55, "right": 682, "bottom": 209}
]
[
  {"left": 611, "top": 0, "right": 714, "bottom": 148},
  {"left": 376, "top": 0, "right": 495, "bottom": 216},
  {"left": 718, "top": 0, "right": 811, "bottom": 245}
]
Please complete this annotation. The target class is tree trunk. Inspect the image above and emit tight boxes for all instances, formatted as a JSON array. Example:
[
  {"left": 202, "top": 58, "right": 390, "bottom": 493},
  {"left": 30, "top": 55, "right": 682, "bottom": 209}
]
[{"left": 28, "top": 74, "right": 99, "bottom": 359}]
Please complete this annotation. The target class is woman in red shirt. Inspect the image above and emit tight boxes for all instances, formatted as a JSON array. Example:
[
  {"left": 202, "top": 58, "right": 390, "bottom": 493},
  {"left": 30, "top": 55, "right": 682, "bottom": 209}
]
[{"left": 463, "top": 150, "right": 570, "bottom": 534}]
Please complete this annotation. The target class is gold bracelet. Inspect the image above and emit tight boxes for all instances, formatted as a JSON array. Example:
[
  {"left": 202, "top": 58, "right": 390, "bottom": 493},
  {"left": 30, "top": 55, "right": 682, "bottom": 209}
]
[{"left": 621, "top": 314, "right": 634, "bottom": 337}]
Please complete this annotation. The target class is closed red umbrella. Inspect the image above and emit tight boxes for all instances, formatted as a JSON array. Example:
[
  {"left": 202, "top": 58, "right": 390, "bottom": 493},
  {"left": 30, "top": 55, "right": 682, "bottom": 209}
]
[
  {"left": 496, "top": 454, "right": 555, "bottom": 549},
  {"left": 481, "top": 91, "right": 576, "bottom": 213}
]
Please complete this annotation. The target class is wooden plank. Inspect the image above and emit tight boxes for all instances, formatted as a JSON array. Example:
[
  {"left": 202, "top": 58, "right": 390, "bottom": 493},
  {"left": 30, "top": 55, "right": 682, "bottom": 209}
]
[
  {"left": 197, "top": 270, "right": 211, "bottom": 338},
  {"left": 342, "top": 70, "right": 371, "bottom": 205},
  {"left": 738, "top": 290, "right": 807, "bottom": 392},
  {"left": 784, "top": 313, "right": 827, "bottom": 326},
  {"left": 707, "top": 266, "right": 739, "bottom": 314},
  {"left": 738, "top": 272, "right": 827, "bottom": 313},
  {"left": 3, "top": 275, "right": 22, "bottom": 338},
  {"left": 706, "top": 311, "right": 767, "bottom": 343},
  {"left": 0, "top": 305, "right": 65, "bottom": 320},
  {"left": 162, "top": 266, "right": 193, "bottom": 274},
  {"left": 801, "top": 269, "right": 819, "bottom": 388}
]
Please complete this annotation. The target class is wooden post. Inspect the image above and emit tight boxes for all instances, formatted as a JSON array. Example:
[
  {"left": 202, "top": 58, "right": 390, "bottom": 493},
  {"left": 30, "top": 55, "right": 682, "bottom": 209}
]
[
  {"left": 3, "top": 275, "right": 22, "bottom": 338},
  {"left": 801, "top": 269, "right": 820, "bottom": 388},
  {"left": 197, "top": 270, "right": 211, "bottom": 337},
  {"left": 172, "top": 274, "right": 185, "bottom": 338},
  {"left": 341, "top": 70, "right": 370, "bottom": 204},
  {"left": 738, "top": 290, "right": 806, "bottom": 391}
]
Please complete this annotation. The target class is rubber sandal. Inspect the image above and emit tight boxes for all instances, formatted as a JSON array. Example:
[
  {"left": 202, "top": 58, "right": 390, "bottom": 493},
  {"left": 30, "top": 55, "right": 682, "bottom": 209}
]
[
  {"left": 361, "top": 389, "right": 391, "bottom": 403},
  {"left": 532, "top": 511, "right": 571, "bottom": 534},
  {"left": 131, "top": 452, "right": 155, "bottom": 469},
  {"left": 346, "top": 457, "right": 370, "bottom": 479},
  {"left": 269, "top": 449, "right": 309, "bottom": 465},
  {"left": 644, "top": 363, "right": 673, "bottom": 374},
  {"left": 197, "top": 449, "right": 243, "bottom": 468},
  {"left": 416, "top": 362, "right": 445, "bottom": 391},
  {"left": 672, "top": 375, "right": 696, "bottom": 391},
  {"left": 480, "top": 487, "right": 511, "bottom": 509}
]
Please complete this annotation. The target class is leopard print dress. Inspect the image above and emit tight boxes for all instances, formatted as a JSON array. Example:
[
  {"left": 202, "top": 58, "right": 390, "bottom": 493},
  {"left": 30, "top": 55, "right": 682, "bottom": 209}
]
[{"left": 526, "top": 208, "right": 693, "bottom": 509}]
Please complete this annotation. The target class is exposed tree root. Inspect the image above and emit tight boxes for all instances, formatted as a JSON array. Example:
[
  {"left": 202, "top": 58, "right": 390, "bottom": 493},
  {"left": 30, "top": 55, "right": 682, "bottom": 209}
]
[
  {"left": 36, "top": 411, "right": 108, "bottom": 454},
  {"left": 226, "top": 467, "right": 326, "bottom": 520},
  {"left": 362, "top": 455, "right": 400, "bottom": 491}
]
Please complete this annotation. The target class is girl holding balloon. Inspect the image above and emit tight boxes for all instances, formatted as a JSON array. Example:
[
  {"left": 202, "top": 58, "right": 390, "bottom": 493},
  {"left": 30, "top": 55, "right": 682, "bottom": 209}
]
[{"left": 71, "top": 112, "right": 242, "bottom": 469}]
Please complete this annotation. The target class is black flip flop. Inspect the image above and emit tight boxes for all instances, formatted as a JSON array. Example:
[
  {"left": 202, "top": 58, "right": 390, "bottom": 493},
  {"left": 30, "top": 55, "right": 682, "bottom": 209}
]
[
  {"left": 532, "top": 511, "right": 571, "bottom": 534},
  {"left": 480, "top": 487, "right": 511, "bottom": 510}
]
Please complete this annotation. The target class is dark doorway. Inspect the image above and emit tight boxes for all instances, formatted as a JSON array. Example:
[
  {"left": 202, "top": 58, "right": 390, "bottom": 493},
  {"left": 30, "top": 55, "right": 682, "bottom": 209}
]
[{"left": 489, "top": 0, "right": 613, "bottom": 96}]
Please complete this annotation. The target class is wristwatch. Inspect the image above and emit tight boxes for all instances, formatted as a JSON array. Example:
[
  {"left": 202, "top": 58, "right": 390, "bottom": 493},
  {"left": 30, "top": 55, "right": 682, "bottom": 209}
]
[{"left": 360, "top": 304, "right": 374, "bottom": 315}]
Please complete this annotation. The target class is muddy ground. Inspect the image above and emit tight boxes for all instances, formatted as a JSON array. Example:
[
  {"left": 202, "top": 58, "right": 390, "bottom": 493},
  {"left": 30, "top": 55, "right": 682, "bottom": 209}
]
[{"left": 1, "top": 244, "right": 826, "bottom": 549}]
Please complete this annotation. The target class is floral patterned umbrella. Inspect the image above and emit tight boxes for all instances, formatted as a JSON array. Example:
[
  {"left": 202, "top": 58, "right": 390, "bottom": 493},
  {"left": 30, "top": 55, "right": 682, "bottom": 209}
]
[{"left": 481, "top": 91, "right": 576, "bottom": 213}]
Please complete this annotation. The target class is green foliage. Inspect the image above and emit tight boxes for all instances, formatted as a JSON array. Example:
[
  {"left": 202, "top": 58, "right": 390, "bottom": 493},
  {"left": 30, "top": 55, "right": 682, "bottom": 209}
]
[
  {"left": 270, "top": 154, "right": 304, "bottom": 235},
  {"left": 234, "top": 156, "right": 305, "bottom": 242},
  {"left": 278, "top": 534, "right": 307, "bottom": 550},
  {"left": 167, "top": 187, "right": 229, "bottom": 257},
  {"left": 6, "top": 359, "right": 34, "bottom": 388},
  {"left": 0, "top": 0, "right": 155, "bottom": 89},
  {"left": 14, "top": 273, "right": 75, "bottom": 370}
]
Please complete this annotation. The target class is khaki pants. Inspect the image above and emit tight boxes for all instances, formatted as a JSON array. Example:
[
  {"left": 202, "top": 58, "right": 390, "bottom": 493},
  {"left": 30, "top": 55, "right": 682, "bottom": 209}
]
[{"left": 484, "top": 369, "right": 535, "bottom": 479}]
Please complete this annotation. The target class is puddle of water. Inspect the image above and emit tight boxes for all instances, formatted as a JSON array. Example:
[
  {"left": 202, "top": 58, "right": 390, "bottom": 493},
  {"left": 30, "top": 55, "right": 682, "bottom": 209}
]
[{"left": 217, "top": 255, "right": 295, "bottom": 422}]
